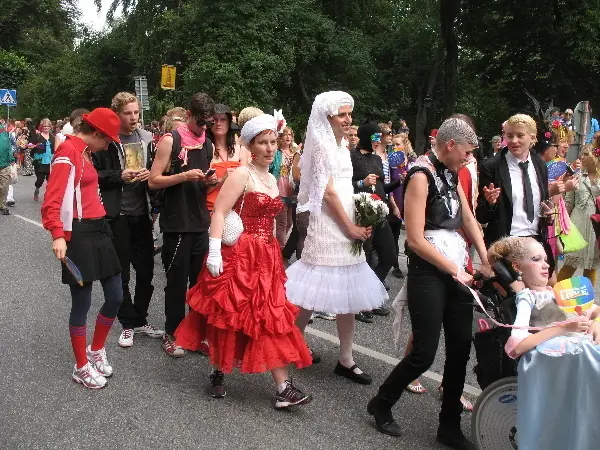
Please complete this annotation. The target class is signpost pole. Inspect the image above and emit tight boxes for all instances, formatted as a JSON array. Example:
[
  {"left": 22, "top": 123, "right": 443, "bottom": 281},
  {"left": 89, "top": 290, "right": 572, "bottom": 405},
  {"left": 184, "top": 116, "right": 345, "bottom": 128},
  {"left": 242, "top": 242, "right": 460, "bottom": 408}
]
[{"left": 6, "top": 105, "right": 9, "bottom": 121}]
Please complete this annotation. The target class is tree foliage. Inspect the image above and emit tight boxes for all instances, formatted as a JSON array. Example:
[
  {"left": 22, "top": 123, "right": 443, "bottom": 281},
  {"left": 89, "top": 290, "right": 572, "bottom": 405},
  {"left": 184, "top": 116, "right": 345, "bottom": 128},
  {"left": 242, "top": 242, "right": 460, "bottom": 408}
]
[{"left": 6, "top": 0, "right": 600, "bottom": 151}]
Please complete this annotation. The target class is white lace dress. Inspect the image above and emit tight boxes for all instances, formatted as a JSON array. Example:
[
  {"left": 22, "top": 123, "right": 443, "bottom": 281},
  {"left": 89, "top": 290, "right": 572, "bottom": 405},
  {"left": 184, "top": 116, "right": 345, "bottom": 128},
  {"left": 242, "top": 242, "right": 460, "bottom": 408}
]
[{"left": 285, "top": 144, "right": 388, "bottom": 313}]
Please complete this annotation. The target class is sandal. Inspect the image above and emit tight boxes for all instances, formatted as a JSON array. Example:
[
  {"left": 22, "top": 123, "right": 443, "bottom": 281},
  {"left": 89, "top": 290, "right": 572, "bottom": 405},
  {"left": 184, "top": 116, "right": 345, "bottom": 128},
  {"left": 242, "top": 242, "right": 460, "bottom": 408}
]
[
  {"left": 405, "top": 380, "right": 428, "bottom": 394},
  {"left": 438, "top": 386, "right": 473, "bottom": 412}
]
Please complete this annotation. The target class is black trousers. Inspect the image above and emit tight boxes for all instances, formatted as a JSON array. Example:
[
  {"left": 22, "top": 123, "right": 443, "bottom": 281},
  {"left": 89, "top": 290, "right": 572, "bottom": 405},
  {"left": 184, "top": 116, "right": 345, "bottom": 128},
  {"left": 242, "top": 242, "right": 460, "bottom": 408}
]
[
  {"left": 376, "top": 254, "right": 473, "bottom": 427},
  {"left": 161, "top": 231, "right": 208, "bottom": 335},
  {"left": 282, "top": 203, "right": 298, "bottom": 260},
  {"left": 109, "top": 215, "right": 155, "bottom": 329},
  {"left": 34, "top": 171, "right": 49, "bottom": 188},
  {"left": 364, "top": 220, "right": 395, "bottom": 282},
  {"left": 388, "top": 219, "right": 402, "bottom": 270}
]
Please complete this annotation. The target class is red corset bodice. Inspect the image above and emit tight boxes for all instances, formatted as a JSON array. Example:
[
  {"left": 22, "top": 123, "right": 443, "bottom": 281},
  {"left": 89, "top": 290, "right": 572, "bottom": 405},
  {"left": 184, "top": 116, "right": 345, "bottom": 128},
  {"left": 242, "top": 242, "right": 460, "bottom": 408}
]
[{"left": 233, "top": 192, "right": 283, "bottom": 241}]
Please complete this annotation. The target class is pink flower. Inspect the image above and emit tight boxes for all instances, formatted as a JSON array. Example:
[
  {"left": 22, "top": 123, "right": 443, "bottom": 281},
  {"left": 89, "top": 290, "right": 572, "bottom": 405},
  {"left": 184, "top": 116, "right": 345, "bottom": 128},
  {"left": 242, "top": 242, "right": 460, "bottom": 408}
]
[
  {"left": 552, "top": 120, "right": 561, "bottom": 128},
  {"left": 544, "top": 131, "right": 552, "bottom": 139},
  {"left": 371, "top": 194, "right": 381, "bottom": 201}
]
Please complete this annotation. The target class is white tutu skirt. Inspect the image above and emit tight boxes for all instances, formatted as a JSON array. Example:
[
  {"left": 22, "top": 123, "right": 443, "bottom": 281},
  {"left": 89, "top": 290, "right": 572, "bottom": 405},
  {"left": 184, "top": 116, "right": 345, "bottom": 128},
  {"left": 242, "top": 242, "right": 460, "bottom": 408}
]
[{"left": 285, "top": 261, "right": 388, "bottom": 314}]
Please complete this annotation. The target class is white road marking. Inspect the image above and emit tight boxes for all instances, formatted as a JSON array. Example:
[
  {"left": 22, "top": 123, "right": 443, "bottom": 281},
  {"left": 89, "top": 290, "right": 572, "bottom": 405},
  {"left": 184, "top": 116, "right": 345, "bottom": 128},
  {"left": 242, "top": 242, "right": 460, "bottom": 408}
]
[
  {"left": 14, "top": 214, "right": 44, "bottom": 229},
  {"left": 306, "top": 327, "right": 481, "bottom": 396},
  {"left": 13, "top": 213, "right": 482, "bottom": 397}
]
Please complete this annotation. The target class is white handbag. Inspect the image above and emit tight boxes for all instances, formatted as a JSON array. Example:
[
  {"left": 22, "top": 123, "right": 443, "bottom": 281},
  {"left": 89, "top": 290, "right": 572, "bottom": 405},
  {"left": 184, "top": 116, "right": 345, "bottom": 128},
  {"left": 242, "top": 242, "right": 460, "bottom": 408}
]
[{"left": 221, "top": 170, "right": 250, "bottom": 246}]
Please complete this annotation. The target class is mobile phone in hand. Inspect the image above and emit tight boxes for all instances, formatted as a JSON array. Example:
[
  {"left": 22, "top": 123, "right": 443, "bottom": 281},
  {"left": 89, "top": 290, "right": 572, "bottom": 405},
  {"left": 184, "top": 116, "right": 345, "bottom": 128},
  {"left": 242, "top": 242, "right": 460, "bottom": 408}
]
[
  {"left": 566, "top": 164, "right": 580, "bottom": 176},
  {"left": 205, "top": 168, "right": 216, "bottom": 177}
]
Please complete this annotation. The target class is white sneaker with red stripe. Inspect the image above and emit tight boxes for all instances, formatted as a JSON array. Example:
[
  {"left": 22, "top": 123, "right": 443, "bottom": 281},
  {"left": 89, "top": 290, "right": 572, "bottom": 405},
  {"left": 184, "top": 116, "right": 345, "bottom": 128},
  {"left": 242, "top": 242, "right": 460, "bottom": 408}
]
[
  {"left": 86, "top": 346, "right": 113, "bottom": 377},
  {"left": 118, "top": 329, "right": 134, "bottom": 348},
  {"left": 72, "top": 363, "right": 107, "bottom": 389}
]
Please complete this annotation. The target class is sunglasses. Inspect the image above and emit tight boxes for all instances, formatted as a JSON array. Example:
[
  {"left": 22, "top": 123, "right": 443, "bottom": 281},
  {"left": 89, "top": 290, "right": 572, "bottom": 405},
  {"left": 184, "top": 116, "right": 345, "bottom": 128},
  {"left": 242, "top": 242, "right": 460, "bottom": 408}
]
[{"left": 195, "top": 117, "right": 215, "bottom": 128}]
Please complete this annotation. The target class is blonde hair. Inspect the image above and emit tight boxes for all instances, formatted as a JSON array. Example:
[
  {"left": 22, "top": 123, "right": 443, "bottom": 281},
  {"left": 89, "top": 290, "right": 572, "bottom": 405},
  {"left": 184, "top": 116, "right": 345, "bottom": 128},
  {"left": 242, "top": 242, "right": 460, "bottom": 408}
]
[
  {"left": 581, "top": 144, "right": 600, "bottom": 173},
  {"left": 505, "top": 114, "right": 537, "bottom": 140},
  {"left": 161, "top": 106, "right": 187, "bottom": 132},
  {"left": 111, "top": 92, "right": 139, "bottom": 113},
  {"left": 350, "top": 125, "right": 359, "bottom": 131},
  {"left": 393, "top": 132, "right": 413, "bottom": 153},
  {"left": 487, "top": 236, "right": 538, "bottom": 265},
  {"left": 238, "top": 107, "right": 264, "bottom": 128}
]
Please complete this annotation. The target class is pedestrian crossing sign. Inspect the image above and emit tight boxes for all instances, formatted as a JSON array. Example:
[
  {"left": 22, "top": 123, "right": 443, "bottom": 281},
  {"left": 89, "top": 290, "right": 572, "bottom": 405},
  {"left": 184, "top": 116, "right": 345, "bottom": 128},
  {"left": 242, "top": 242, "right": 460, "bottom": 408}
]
[{"left": 0, "top": 89, "right": 17, "bottom": 106}]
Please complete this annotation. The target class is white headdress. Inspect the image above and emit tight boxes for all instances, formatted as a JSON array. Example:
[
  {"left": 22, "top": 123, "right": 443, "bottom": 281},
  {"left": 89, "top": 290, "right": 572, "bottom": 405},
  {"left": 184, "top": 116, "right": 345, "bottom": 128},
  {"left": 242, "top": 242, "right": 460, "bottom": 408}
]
[
  {"left": 273, "top": 109, "right": 287, "bottom": 134},
  {"left": 240, "top": 114, "right": 278, "bottom": 146},
  {"left": 297, "top": 91, "right": 354, "bottom": 215}
]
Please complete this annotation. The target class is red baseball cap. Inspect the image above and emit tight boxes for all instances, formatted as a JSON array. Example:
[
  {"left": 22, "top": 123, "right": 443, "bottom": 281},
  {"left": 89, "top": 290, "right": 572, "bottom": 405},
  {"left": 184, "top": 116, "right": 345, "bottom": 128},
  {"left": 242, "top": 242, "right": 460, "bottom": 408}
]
[{"left": 82, "top": 107, "right": 121, "bottom": 143}]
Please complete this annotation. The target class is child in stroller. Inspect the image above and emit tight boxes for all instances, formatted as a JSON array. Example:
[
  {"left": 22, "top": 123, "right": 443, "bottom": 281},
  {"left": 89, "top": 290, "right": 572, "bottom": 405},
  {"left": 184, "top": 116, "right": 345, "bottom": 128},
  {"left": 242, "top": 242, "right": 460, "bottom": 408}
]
[{"left": 480, "top": 236, "right": 600, "bottom": 450}]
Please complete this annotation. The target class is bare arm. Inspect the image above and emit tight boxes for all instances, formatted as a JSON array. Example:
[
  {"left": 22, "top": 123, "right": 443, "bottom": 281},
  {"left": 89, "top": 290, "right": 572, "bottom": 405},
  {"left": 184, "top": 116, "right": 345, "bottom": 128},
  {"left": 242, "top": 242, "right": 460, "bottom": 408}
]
[
  {"left": 292, "top": 153, "right": 301, "bottom": 183},
  {"left": 512, "top": 327, "right": 566, "bottom": 357},
  {"left": 210, "top": 167, "right": 250, "bottom": 239},
  {"left": 148, "top": 135, "right": 205, "bottom": 189},
  {"left": 404, "top": 172, "right": 458, "bottom": 275}
]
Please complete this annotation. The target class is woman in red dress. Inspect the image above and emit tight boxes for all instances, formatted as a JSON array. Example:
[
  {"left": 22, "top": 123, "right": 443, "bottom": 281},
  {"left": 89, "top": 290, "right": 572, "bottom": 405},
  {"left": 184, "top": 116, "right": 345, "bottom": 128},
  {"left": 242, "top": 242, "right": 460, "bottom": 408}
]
[{"left": 175, "top": 114, "right": 313, "bottom": 409}]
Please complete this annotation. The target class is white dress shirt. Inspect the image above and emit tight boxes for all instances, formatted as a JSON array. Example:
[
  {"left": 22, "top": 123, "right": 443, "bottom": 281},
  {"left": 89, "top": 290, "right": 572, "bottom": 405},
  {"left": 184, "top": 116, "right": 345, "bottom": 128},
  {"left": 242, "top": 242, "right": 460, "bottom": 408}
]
[{"left": 507, "top": 150, "right": 541, "bottom": 236}]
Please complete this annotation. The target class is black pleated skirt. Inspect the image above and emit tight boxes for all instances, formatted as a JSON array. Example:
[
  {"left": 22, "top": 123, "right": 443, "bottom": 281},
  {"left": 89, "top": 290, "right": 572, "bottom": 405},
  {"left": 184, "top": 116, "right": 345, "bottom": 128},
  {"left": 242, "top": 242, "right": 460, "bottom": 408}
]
[{"left": 62, "top": 219, "right": 121, "bottom": 285}]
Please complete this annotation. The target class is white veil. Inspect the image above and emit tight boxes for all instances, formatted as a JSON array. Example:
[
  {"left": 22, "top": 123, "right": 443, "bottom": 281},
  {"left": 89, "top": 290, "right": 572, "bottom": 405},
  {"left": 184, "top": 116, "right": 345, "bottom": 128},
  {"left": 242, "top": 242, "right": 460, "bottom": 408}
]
[{"left": 297, "top": 91, "right": 354, "bottom": 215}]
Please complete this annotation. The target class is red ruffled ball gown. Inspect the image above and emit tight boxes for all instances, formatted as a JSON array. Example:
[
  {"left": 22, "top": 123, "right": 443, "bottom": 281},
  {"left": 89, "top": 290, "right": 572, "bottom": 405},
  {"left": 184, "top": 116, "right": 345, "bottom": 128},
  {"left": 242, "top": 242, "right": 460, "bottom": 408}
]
[{"left": 175, "top": 192, "right": 312, "bottom": 373}]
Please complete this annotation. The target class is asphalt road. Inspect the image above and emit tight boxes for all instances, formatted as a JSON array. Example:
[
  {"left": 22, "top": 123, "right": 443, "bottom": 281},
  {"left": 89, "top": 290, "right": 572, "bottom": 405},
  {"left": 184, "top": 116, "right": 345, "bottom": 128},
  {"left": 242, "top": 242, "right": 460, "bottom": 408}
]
[{"left": 0, "top": 174, "right": 484, "bottom": 450}]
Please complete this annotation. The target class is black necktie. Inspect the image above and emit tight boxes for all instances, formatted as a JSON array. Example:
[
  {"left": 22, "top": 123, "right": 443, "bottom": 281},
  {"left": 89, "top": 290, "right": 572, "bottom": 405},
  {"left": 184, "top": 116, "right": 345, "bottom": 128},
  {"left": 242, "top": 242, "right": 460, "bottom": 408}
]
[{"left": 518, "top": 161, "right": 534, "bottom": 222}]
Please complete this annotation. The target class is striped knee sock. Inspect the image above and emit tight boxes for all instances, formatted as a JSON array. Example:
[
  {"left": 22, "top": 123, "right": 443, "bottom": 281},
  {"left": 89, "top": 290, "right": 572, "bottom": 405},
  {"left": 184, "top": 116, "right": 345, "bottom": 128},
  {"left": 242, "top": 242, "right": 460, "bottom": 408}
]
[
  {"left": 69, "top": 325, "right": 88, "bottom": 369},
  {"left": 91, "top": 314, "right": 115, "bottom": 351}
]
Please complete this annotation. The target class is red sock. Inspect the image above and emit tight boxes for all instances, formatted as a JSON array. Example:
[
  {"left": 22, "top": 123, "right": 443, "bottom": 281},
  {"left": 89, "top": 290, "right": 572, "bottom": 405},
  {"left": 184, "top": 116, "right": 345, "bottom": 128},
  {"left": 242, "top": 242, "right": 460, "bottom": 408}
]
[
  {"left": 91, "top": 314, "right": 115, "bottom": 351},
  {"left": 69, "top": 325, "right": 87, "bottom": 369}
]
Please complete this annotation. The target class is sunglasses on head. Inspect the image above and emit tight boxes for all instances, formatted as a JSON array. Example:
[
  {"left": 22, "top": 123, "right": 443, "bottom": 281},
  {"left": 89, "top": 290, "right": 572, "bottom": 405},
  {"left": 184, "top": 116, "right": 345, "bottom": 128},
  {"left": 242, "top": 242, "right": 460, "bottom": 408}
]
[{"left": 195, "top": 117, "right": 215, "bottom": 128}]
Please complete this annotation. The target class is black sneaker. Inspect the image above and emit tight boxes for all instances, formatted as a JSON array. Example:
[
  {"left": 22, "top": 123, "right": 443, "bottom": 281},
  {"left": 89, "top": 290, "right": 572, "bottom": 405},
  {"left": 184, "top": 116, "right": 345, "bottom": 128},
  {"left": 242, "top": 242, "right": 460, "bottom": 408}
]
[
  {"left": 275, "top": 381, "right": 312, "bottom": 409},
  {"left": 355, "top": 311, "right": 374, "bottom": 323},
  {"left": 436, "top": 424, "right": 475, "bottom": 450},
  {"left": 0, "top": 207, "right": 9, "bottom": 215},
  {"left": 6, "top": 200, "right": 15, "bottom": 207},
  {"left": 208, "top": 370, "right": 226, "bottom": 398}
]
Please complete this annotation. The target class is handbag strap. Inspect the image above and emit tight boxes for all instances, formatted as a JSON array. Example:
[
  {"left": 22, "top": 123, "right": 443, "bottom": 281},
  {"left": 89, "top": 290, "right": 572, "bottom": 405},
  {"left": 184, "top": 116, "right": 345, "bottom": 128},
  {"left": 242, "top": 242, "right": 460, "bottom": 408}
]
[{"left": 238, "top": 166, "right": 253, "bottom": 215}]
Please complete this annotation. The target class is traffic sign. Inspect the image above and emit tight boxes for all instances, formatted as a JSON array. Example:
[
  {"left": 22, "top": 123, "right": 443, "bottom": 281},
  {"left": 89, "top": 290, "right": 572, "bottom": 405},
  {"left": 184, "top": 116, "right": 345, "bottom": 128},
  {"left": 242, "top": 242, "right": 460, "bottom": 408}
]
[
  {"left": 133, "top": 77, "right": 150, "bottom": 111},
  {"left": 0, "top": 89, "right": 17, "bottom": 106},
  {"left": 161, "top": 65, "right": 176, "bottom": 90}
]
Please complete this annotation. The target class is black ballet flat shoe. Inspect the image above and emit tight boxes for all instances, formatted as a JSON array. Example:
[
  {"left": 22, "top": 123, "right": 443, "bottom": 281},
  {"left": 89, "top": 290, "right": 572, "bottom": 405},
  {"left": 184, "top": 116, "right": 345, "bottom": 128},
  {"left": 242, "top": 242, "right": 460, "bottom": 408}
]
[
  {"left": 367, "top": 397, "right": 402, "bottom": 437},
  {"left": 371, "top": 306, "right": 390, "bottom": 316},
  {"left": 334, "top": 362, "right": 372, "bottom": 385},
  {"left": 436, "top": 424, "right": 475, "bottom": 450}
]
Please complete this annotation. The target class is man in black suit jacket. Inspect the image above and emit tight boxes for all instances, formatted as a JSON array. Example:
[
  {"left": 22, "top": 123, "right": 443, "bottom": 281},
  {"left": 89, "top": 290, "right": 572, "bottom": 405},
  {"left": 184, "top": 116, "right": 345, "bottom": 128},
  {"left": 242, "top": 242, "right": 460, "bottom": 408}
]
[{"left": 476, "top": 146, "right": 561, "bottom": 276}]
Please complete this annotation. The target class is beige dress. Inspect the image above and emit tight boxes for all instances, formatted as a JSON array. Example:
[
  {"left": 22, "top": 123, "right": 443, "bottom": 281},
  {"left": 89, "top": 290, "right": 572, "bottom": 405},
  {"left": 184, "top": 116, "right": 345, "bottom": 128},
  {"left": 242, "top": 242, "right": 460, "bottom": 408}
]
[{"left": 564, "top": 175, "right": 600, "bottom": 269}]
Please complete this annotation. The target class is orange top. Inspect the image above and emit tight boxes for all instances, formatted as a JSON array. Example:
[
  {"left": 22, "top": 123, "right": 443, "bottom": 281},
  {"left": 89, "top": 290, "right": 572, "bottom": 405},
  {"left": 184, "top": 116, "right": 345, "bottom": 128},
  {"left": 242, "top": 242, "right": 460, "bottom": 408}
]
[{"left": 206, "top": 160, "right": 242, "bottom": 211}]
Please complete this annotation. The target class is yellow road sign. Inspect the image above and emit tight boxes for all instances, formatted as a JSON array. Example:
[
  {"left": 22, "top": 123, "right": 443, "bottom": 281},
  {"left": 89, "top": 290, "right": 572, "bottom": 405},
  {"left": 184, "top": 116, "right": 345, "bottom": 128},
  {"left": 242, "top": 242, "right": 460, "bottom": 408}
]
[{"left": 161, "top": 65, "right": 176, "bottom": 90}]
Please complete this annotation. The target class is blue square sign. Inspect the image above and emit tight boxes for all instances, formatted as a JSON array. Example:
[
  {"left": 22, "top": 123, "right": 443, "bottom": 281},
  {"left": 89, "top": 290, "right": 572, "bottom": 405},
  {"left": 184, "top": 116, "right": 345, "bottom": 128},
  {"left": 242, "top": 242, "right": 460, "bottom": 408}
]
[{"left": 0, "top": 89, "right": 17, "bottom": 106}]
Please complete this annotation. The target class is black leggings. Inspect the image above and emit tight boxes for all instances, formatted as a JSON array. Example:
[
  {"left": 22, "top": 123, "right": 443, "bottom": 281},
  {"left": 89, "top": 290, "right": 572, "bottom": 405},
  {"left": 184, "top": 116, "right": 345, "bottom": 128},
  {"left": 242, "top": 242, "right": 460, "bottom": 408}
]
[
  {"left": 68, "top": 273, "right": 123, "bottom": 327},
  {"left": 364, "top": 221, "right": 395, "bottom": 282},
  {"left": 375, "top": 254, "right": 473, "bottom": 427},
  {"left": 388, "top": 219, "right": 402, "bottom": 270},
  {"left": 35, "top": 171, "right": 49, "bottom": 189}
]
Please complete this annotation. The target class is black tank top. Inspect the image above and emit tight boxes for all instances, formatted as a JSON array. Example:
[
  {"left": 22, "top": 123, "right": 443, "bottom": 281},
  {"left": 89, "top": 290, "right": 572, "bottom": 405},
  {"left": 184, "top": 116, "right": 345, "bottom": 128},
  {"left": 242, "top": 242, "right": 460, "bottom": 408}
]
[
  {"left": 402, "top": 152, "right": 462, "bottom": 231},
  {"left": 159, "top": 139, "right": 212, "bottom": 233}
]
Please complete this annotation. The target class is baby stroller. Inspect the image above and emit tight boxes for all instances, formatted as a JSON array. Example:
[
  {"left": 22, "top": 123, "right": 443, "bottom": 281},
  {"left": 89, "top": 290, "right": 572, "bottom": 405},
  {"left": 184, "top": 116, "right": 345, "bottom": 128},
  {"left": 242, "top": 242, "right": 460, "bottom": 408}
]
[{"left": 469, "top": 261, "right": 520, "bottom": 450}]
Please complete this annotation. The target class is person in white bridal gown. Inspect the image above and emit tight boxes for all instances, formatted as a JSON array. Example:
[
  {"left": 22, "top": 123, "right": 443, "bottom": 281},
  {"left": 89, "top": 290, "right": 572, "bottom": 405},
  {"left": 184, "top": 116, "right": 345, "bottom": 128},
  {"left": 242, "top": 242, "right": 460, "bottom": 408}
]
[{"left": 285, "top": 91, "right": 388, "bottom": 385}]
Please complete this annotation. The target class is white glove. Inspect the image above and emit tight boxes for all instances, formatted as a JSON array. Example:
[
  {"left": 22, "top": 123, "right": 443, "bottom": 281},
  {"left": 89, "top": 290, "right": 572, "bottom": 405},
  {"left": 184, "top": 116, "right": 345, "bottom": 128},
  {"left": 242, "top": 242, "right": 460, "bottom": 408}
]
[{"left": 206, "top": 237, "right": 223, "bottom": 277}]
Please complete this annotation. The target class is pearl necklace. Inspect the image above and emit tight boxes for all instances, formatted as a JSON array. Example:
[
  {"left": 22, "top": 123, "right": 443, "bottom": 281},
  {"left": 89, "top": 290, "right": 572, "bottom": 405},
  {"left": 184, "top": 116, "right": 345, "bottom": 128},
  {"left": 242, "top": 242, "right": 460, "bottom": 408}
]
[{"left": 248, "top": 163, "right": 275, "bottom": 189}]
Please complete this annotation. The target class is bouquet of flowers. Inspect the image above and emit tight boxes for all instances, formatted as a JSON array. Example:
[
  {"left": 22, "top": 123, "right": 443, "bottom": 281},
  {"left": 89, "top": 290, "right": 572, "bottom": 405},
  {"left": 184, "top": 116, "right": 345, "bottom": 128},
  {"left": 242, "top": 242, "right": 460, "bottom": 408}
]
[{"left": 351, "top": 192, "right": 390, "bottom": 255}]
